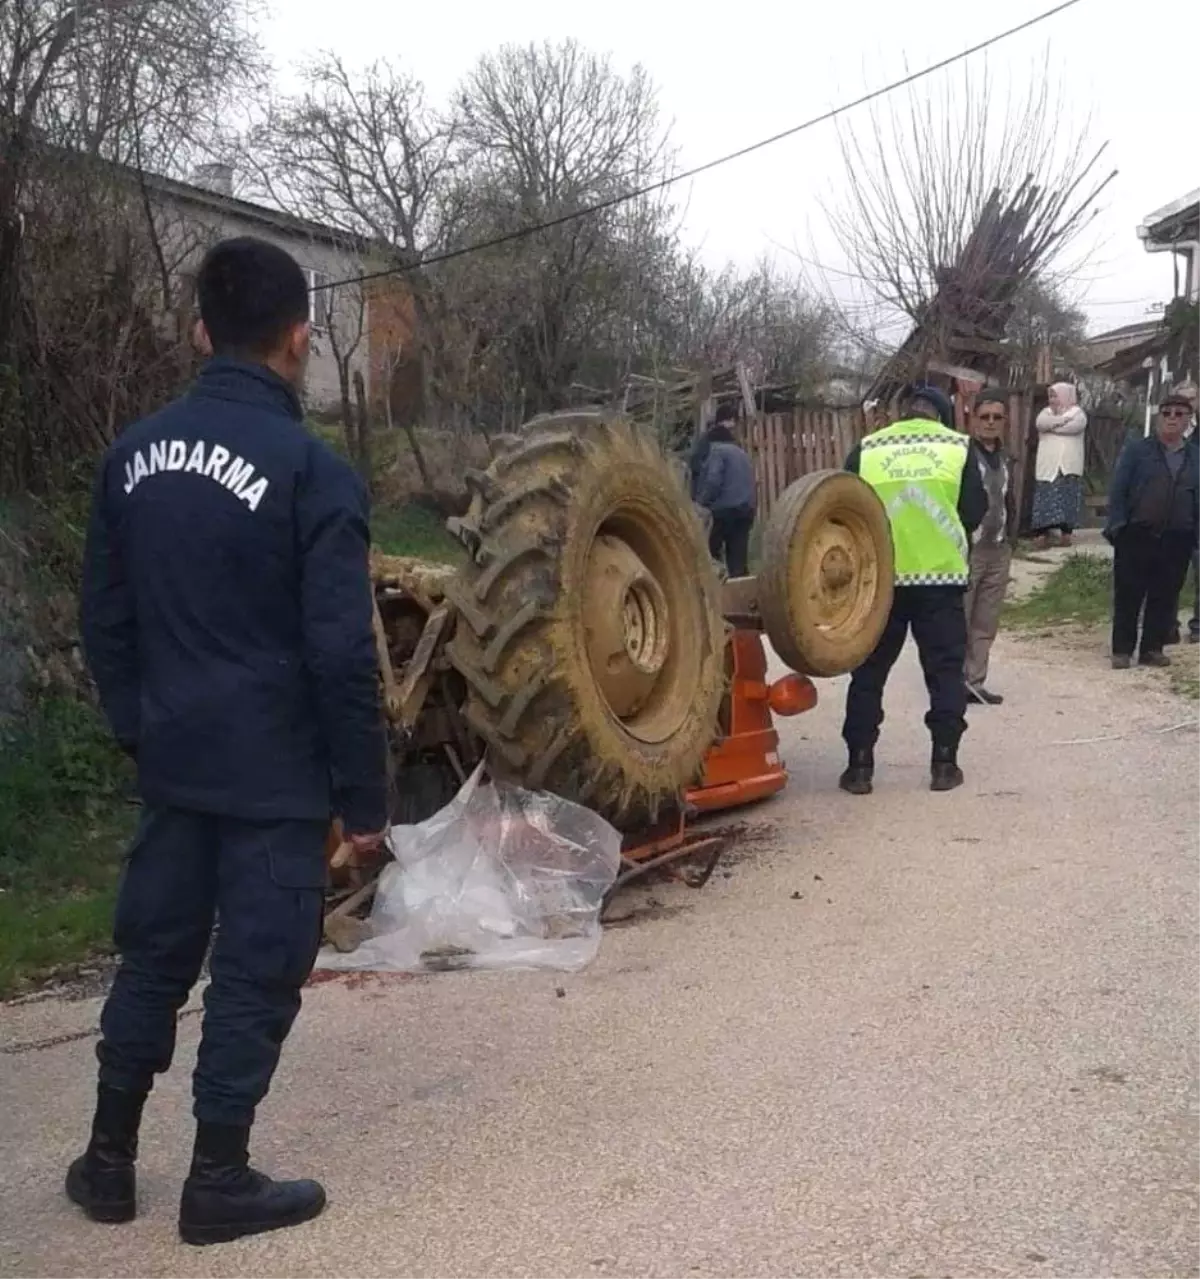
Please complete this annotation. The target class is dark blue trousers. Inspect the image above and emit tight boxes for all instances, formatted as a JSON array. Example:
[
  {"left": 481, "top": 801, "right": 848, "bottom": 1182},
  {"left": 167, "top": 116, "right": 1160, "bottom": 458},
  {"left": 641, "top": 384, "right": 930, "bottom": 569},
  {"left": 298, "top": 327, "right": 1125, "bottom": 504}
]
[
  {"left": 97, "top": 808, "right": 327, "bottom": 1127},
  {"left": 842, "top": 585, "right": 968, "bottom": 752}
]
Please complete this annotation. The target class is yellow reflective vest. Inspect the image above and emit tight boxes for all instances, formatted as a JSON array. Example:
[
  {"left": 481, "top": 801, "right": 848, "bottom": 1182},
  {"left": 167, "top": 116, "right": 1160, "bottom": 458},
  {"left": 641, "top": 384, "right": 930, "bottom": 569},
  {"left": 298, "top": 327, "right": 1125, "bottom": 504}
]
[{"left": 857, "top": 419, "right": 970, "bottom": 586}]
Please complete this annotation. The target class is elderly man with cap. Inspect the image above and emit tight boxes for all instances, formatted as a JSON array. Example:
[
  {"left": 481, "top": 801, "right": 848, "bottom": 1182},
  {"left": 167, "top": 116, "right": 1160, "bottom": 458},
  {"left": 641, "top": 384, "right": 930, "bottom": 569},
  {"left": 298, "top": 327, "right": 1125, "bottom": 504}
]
[
  {"left": 1105, "top": 391, "right": 1200, "bottom": 668},
  {"left": 840, "top": 382, "right": 987, "bottom": 794}
]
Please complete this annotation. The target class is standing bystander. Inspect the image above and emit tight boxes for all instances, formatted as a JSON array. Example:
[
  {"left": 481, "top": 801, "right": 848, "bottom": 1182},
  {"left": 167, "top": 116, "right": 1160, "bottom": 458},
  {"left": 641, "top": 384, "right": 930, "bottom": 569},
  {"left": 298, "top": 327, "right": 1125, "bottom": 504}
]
[
  {"left": 1031, "top": 382, "right": 1087, "bottom": 547},
  {"left": 697, "top": 413, "right": 757, "bottom": 577},
  {"left": 963, "top": 392, "right": 1018, "bottom": 705},
  {"left": 1105, "top": 393, "right": 1200, "bottom": 668}
]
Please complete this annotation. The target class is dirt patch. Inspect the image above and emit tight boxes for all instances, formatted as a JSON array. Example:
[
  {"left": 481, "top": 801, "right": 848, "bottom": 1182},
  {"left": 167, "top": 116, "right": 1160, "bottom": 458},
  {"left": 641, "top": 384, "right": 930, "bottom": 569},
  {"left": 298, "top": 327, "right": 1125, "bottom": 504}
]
[
  {"left": 601, "top": 896, "right": 694, "bottom": 929},
  {"left": 306, "top": 969, "right": 427, "bottom": 992},
  {"left": 709, "top": 818, "right": 785, "bottom": 867}
]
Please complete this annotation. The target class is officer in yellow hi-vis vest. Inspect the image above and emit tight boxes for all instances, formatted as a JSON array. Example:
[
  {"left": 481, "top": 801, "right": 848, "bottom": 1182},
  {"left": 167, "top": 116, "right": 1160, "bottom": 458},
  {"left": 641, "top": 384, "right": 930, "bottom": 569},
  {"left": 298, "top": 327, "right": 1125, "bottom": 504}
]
[{"left": 841, "top": 383, "right": 987, "bottom": 794}]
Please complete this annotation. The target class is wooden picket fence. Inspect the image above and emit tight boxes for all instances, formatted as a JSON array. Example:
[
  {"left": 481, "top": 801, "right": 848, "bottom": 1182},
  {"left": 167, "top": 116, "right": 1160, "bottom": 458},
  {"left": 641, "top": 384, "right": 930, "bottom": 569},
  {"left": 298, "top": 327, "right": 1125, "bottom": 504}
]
[{"left": 743, "top": 407, "right": 867, "bottom": 517}]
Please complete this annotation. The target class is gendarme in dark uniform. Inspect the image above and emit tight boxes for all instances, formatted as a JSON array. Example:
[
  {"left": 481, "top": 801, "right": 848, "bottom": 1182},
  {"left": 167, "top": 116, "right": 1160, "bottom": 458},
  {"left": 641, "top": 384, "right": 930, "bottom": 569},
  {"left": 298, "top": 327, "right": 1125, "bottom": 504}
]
[
  {"left": 840, "top": 383, "right": 986, "bottom": 794},
  {"left": 69, "top": 238, "right": 387, "bottom": 1245}
]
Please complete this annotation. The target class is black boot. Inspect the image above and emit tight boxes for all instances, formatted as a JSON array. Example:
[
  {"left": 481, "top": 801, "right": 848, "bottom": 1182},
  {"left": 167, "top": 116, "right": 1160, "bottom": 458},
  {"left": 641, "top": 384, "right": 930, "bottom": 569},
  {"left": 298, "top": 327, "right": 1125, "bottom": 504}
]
[
  {"left": 930, "top": 742, "right": 964, "bottom": 792},
  {"left": 838, "top": 747, "right": 874, "bottom": 795},
  {"left": 179, "top": 1122, "right": 326, "bottom": 1246},
  {"left": 65, "top": 1085, "right": 146, "bottom": 1223}
]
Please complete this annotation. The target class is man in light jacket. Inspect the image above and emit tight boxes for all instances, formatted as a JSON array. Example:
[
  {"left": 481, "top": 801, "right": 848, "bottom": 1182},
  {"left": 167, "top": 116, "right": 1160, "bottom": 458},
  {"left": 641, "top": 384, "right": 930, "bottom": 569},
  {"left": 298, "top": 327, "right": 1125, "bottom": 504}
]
[{"left": 1031, "top": 382, "right": 1087, "bottom": 547}]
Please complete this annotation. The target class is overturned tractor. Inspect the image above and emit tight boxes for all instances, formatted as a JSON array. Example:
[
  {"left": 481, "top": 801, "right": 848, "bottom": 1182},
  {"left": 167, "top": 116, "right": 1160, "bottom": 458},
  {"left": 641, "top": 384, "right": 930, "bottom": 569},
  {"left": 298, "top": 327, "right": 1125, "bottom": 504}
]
[{"left": 325, "top": 410, "right": 892, "bottom": 942}]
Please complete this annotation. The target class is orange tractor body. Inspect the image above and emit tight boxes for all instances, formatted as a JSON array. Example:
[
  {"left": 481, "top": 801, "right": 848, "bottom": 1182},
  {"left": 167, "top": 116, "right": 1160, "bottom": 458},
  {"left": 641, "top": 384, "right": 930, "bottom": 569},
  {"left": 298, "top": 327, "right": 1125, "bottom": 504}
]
[{"left": 686, "top": 628, "right": 816, "bottom": 815}]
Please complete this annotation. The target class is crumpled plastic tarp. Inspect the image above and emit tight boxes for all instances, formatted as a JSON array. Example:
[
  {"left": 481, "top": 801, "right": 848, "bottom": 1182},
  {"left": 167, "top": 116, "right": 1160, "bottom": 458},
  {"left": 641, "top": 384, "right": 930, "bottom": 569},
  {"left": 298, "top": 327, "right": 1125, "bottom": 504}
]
[{"left": 315, "top": 764, "right": 622, "bottom": 974}]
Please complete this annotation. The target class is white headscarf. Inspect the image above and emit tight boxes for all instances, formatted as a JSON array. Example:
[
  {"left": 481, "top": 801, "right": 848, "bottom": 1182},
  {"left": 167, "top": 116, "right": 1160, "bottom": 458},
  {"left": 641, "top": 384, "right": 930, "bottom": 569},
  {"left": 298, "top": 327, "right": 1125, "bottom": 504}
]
[{"left": 1050, "top": 382, "right": 1078, "bottom": 410}]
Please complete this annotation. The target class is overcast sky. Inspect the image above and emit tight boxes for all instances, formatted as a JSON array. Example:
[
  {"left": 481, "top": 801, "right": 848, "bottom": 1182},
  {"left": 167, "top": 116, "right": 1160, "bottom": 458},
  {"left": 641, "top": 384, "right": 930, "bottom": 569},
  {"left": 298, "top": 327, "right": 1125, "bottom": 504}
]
[{"left": 264, "top": 0, "right": 1198, "bottom": 338}]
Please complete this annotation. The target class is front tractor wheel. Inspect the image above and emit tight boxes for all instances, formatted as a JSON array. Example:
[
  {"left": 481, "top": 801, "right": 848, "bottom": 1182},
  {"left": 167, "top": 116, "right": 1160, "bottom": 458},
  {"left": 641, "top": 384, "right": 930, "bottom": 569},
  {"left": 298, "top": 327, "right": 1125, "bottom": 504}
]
[{"left": 444, "top": 412, "right": 727, "bottom": 828}]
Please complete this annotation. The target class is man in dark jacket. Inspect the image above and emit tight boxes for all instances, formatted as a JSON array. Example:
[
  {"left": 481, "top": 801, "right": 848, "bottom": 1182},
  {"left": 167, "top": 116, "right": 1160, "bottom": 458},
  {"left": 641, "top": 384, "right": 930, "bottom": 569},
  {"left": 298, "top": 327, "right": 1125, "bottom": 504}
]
[
  {"left": 963, "top": 392, "right": 1018, "bottom": 705},
  {"left": 1105, "top": 393, "right": 1200, "bottom": 669},
  {"left": 688, "top": 399, "right": 737, "bottom": 503},
  {"left": 697, "top": 417, "right": 757, "bottom": 577},
  {"left": 70, "top": 238, "right": 388, "bottom": 1244}
]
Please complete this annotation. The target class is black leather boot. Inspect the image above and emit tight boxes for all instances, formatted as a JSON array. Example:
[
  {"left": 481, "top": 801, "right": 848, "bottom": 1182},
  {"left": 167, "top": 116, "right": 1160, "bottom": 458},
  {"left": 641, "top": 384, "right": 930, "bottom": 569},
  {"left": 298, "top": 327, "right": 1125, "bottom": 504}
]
[
  {"left": 65, "top": 1085, "right": 146, "bottom": 1223},
  {"left": 179, "top": 1122, "right": 326, "bottom": 1246},
  {"left": 838, "top": 747, "right": 875, "bottom": 795},
  {"left": 930, "top": 742, "right": 964, "bottom": 792}
]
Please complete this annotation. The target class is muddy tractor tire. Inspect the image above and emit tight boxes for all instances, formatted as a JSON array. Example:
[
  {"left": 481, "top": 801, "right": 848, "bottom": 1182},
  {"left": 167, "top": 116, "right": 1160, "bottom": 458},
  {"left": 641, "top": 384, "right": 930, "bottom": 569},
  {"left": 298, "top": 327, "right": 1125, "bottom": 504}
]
[
  {"left": 445, "top": 411, "right": 727, "bottom": 827},
  {"left": 758, "top": 469, "right": 894, "bottom": 677}
]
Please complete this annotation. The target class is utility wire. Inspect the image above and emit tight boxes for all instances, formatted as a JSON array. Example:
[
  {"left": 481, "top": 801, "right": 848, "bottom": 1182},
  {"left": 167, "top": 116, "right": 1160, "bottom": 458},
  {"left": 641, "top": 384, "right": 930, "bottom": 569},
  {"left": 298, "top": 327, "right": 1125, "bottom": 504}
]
[{"left": 310, "top": 0, "right": 1086, "bottom": 296}]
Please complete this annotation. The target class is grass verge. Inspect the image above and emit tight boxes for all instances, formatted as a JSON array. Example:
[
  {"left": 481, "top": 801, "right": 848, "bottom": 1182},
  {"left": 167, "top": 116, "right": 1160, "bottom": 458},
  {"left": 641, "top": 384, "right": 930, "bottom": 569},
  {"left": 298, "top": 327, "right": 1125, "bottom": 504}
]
[
  {"left": 0, "top": 697, "right": 136, "bottom": 999},
  {"left": 372, "top": 500, "right": 465, "bottom": 564},
  {"left": 1004, "top": 553, "right": 1113, "bottom": 629}
]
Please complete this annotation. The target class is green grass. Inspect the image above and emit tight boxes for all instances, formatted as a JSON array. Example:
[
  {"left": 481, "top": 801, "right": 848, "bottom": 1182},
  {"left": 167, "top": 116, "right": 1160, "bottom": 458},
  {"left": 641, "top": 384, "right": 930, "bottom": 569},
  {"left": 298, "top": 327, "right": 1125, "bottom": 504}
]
[
  {"left": 0, "top": 697, "right": 136, "bottom": 998},
  {"left": 372, "top": 500, "right": 465, "bottom": 564},
  {"left": 1004, "top": 553, "right": 1114, "bottom": 629}
]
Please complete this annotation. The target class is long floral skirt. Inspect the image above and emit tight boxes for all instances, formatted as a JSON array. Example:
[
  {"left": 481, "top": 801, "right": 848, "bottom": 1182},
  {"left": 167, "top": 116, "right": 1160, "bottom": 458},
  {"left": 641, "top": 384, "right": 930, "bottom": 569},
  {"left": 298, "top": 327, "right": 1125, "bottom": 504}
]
[{"left": 1031, "top": 473, "right": 1083, "bottom": 534}]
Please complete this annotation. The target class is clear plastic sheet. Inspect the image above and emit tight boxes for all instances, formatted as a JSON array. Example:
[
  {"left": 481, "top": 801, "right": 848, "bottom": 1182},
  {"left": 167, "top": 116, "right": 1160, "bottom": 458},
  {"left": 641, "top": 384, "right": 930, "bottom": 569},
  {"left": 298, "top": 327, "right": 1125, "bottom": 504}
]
[{"left": 315, "top": 765, "right": 622, "bottom": 974}]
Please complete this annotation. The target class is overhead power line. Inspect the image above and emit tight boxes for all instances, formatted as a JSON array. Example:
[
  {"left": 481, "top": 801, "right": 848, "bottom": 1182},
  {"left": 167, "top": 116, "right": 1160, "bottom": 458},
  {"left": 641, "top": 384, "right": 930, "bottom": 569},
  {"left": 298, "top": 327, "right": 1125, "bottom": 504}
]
[{"left": 311, "top": 0, "right": 1087, "bottom": 296}]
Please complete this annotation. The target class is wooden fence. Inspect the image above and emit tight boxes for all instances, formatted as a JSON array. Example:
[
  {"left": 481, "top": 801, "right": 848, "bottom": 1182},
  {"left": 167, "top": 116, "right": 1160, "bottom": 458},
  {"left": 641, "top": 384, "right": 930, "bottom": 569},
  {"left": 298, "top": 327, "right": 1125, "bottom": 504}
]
[
  {"left": 742, "top": 407, "right": 866, "bottom": 517},
  {"left": 742, "top": 392, "right": 1046, "bottom": 533}
]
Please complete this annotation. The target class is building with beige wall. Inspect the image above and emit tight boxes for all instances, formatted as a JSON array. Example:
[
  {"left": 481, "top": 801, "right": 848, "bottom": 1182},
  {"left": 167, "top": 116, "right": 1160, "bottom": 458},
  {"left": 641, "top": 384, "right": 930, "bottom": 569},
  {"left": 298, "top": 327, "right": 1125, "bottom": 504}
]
[{"left": 144, "top": 163, "right": 372, "bottom": 413}]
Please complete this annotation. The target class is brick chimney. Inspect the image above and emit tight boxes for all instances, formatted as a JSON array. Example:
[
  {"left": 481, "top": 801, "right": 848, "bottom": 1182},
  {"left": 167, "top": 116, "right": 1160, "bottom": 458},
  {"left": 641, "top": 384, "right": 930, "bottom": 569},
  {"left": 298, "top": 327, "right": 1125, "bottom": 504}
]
[{"left": 190, "top": 162, "right": 234, "bottom": 197}]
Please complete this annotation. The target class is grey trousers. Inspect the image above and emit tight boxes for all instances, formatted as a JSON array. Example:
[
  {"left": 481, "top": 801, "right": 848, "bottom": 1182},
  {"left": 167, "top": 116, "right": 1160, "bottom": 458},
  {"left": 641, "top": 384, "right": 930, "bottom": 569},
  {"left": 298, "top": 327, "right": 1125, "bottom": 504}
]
[{"left": 964, "top": 542, "right": 1012, "bottom": 686}]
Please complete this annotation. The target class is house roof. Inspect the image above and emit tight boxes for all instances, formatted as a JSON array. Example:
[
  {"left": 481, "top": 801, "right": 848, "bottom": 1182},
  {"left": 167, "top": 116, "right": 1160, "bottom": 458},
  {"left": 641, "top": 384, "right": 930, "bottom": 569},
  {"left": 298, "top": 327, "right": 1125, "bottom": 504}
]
[
  {"left": 1086, "top": 318, "right": 1162, "bottom": 345},
  {"left": 1138, "top": 189, "right": 1200, "bottom": 246},
  {"left": 140, "top": 169, "right": 368, "bottom": 251},
  {"left": 1094, "top": 329, "right": 1169, "bottom": 381}
]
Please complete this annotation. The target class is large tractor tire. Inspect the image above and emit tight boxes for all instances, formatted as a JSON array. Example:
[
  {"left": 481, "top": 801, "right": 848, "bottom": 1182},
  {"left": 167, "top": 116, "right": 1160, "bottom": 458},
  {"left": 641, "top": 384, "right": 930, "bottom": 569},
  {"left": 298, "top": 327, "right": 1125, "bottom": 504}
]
[
  {"left": 444, "top": 411, "right": 727, "bottom": 828},
  {"left": 759, "top": 469, "right": 894, "bottom": 677}
]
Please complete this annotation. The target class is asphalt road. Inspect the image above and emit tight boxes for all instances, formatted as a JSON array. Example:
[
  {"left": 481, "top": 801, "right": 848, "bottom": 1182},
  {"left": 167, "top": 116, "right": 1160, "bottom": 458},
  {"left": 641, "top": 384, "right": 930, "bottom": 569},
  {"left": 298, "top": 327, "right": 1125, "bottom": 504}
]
[{"left": 2, "top": 629, "right": 1197, "bottom": 1278}]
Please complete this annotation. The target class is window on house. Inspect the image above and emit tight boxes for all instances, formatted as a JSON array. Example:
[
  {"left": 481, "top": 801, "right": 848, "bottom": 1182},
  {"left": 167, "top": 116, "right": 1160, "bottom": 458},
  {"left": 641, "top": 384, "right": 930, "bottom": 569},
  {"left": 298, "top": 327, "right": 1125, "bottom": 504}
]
[{"left": 305, "top": 268, "right": 332, "bottom": 331}]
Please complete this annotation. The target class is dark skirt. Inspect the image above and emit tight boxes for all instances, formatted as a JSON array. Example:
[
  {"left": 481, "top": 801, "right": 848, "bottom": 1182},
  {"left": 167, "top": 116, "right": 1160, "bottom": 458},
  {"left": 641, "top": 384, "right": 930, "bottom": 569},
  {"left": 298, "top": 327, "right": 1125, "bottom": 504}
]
[{"left": 1031, "top": 474, "right": 1083, "bottom": 533}]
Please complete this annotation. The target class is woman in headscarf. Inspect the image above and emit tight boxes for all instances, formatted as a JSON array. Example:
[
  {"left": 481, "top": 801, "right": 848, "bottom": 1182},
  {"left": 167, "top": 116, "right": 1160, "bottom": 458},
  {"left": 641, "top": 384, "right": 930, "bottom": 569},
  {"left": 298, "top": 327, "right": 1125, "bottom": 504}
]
[{"left": 1031, "top": 382, "right": 1087, "bottom": 548}]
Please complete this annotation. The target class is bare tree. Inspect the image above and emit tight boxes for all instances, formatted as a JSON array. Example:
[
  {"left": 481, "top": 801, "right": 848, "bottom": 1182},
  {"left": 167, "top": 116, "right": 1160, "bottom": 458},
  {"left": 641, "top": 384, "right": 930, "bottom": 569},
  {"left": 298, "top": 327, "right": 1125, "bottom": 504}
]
[
  {"left": 0, "top": 0, "right": 262, "bottom": 491},
  {"left": 446, "top": 39, "right": 677, "bottom": 417},
  {"left": 823, "top": 59, "right": 1116, "bottom": 339},
  {"left": 245, "top": 54, "right": 459, "bottom": 430}
]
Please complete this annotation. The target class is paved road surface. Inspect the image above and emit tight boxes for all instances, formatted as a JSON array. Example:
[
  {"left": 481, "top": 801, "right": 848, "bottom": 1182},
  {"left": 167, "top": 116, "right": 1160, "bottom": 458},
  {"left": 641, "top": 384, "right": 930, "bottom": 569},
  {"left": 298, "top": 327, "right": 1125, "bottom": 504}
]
[{"left": 2, "top": 630, "right": 1197, "bottom": 1278}]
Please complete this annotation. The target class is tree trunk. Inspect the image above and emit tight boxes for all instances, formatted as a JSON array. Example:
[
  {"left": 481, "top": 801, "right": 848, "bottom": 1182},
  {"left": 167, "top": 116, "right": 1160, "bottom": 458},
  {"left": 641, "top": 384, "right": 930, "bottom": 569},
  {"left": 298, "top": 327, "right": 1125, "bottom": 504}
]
[
  {"left": 384, "top": 362, "right": 433, "bottom": 491},
  {"left": 352, "top": 369, "right": 373, "bottom": 495}
]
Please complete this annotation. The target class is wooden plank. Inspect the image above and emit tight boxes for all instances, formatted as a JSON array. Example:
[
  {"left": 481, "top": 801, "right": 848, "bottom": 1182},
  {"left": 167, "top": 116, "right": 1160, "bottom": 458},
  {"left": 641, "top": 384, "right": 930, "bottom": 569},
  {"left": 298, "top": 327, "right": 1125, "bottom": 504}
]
[
  {"left": 751, "top": 415, "right": 767, "bottom": 515},
  {"left": 783, "top": 409, "right": 797, "bottom": 489},
  {"left": 775, "top": 415, "right": 787, "bottom": 502},
  {"left": 760, "top": 415, "right": 774, "bottom": 514}
]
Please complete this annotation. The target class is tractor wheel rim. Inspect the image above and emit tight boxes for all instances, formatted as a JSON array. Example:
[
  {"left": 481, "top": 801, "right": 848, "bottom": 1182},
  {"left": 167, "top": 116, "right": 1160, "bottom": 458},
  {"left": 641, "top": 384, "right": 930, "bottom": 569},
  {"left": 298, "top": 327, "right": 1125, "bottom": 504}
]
[{"left": 583, "top": 533, "right": 672, "bottom": 722}]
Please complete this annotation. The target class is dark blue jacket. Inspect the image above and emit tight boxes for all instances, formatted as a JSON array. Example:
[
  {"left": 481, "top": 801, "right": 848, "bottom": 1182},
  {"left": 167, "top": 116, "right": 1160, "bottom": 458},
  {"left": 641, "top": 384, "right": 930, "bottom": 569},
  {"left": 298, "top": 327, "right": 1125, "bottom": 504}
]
[
  {"left": 80, "top": 359, "right": 387, "bottom": 834},
  {"left": 1105, "top": 435, "right": 1200, "bottom": 541},
  {"left": 698, "top": 440, "right": 757, "bottom": 516}
]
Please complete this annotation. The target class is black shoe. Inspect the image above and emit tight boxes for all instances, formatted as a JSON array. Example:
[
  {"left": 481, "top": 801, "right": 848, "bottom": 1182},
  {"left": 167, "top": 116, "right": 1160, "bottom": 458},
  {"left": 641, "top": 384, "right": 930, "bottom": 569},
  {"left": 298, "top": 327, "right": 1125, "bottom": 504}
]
[
  {"left": 838, "top": 748, "right": 874, "bottom": 795},
  {"left": 65, "top": 1085, "right": 146, "bottom": 1224},
  {"left": 930, "top": 744, "right": 964, "bottom": 793},
  {"left": 179, "top": 1122, "right": 326, "bottom": 1246},
  {"left": 966, "top": 683, "right": 1004, "bottom": 705},
  {"left": 1139, "top": 650, "right": 1171, "bottom": 668}
]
